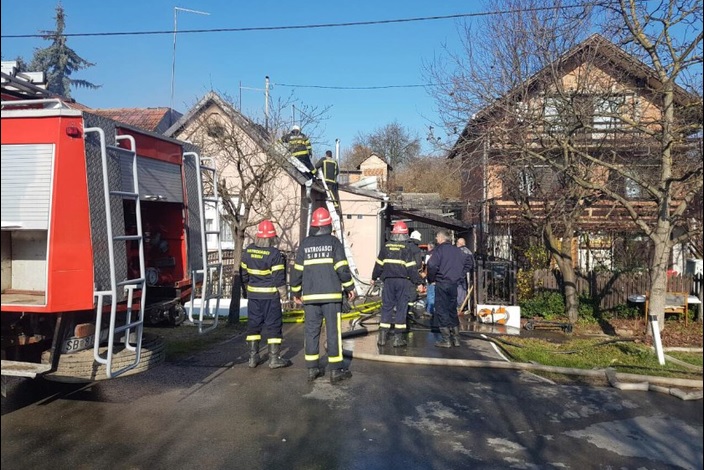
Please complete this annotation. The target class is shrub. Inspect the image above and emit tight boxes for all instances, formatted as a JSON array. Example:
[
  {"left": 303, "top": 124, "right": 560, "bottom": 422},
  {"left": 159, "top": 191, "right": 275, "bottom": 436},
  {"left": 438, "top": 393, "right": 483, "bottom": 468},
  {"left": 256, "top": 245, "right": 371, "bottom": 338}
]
[{"left": 519, "top": 291, "right": 564, "bottom": 319}]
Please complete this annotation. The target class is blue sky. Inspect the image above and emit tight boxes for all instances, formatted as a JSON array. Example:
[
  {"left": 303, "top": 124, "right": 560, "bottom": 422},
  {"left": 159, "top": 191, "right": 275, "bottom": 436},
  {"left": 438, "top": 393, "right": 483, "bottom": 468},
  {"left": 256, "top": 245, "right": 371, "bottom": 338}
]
[{"left": 1, "top": 0, "right": 480, "bottom": 157}]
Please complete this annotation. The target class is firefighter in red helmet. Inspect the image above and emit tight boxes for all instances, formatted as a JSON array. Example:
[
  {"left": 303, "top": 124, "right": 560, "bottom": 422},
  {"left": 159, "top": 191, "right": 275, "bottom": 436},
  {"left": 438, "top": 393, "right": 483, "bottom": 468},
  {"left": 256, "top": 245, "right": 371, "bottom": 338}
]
[
  {"left": 371, "top": 220, "right": 422, "bottom": 347},
  {"left": 240, "top": 220, "right": 291, "bottom": 369},
  {"left": 290, "top": 207, "right": 356, "bottom": 384}
]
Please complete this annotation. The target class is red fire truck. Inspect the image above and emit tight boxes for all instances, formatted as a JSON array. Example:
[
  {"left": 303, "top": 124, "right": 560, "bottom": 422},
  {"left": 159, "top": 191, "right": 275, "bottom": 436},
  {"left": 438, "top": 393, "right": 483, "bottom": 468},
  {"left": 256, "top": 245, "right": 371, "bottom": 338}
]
[{"left": 1, "top": 96, "right": 223, "bottom": 383}]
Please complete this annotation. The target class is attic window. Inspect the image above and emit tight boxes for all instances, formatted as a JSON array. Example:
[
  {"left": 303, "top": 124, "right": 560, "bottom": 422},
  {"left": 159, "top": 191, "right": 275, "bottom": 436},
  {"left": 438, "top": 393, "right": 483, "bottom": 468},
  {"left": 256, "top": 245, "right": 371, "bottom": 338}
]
[{"left": 206, "top": 123, "right": 226, "bottom": 138}]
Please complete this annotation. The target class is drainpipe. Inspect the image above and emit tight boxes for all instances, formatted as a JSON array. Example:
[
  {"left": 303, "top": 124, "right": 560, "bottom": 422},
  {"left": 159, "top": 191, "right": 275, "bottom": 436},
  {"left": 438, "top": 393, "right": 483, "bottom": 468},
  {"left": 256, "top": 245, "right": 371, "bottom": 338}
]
[{"left": 376, "top": 195, "right": 389, "bottom": 254}]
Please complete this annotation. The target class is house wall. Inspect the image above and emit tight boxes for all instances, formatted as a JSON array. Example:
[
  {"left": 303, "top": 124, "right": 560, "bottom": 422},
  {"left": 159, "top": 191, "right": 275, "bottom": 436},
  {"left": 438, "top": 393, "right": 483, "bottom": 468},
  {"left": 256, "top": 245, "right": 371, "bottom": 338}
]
[
  {"left": 359, "top": 154, "right": 389, "bottom": 188},
  {"left": 337, "top": 189, "right": 384, "bottom": 283}
]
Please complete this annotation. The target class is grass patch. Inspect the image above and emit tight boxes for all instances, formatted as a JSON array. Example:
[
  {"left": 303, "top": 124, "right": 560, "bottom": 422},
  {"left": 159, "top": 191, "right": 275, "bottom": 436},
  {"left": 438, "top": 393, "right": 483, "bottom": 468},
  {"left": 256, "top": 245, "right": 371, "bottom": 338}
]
[
  {"left": 496, "top": 336, "right": 703, "bottom": 381},
  {"left": 146, "top": 321, "right": 245, "bottom": 361}
]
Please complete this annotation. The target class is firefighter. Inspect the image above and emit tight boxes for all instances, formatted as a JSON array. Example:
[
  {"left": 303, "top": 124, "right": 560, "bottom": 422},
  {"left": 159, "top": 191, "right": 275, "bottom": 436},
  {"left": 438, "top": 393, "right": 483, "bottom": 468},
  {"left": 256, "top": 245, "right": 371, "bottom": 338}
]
[
  {"left": 371, "top": 221, "right": 423, "bottom": 347},
  {"left": 240, "top": 220, "right": 292, "bottom": 369},
  {"left": 281, "top": 124, "right": 316, "bottom": 178},
  {"left": 315, "top": 150, "right": 340, "bottom": 209},
  {"left": 290, "top": 207, "right": 357, "bottom": 384}
]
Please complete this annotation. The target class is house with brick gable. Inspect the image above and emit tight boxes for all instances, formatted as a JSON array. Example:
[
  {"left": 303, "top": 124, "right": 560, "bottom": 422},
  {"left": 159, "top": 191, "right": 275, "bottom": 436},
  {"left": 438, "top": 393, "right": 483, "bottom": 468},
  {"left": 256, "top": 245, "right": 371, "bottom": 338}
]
[{"left": 448, "top": 34, "right": 701, "bottom": 272}]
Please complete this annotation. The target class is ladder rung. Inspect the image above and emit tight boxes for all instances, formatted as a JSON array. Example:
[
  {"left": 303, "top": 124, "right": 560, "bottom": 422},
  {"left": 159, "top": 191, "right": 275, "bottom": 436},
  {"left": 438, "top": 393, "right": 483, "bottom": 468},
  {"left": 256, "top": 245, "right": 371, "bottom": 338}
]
[
  {"left": 207, "top": 263, "right": 222, "bottom": 269},
  {"left": 114, "top": 235, "right": 142, "bottom": 242},
  {"left": 203, "top": 197, "right": 218, "bottom": 203},
  {"left": 111, "top": 190, "right": 139, "bottom": 199},
  {"left": 117, "top": 277, "right": 145, "bottom": 287},
  {"left": 203, "top": 293, "right": 221, "bottom": 301},
  {"left": 200, "top": 165, "right": 216, "bottom": 172},
  {"left": 205, "top": 230, "right": 221, "bottom": 235}
]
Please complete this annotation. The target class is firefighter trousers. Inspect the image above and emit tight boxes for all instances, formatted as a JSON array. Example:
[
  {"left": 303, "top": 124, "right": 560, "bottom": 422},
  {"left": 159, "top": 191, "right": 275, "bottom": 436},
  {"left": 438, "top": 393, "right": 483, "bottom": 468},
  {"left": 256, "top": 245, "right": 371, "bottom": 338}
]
[
  {"left": 380, "top": 278, "right": 412, "bottom": 330},
  {"left": 303, "top": 302, "right": 344, "bottom": 369},
  {"left": 245, "top": 298, "right": 284, "bottom": 343}
]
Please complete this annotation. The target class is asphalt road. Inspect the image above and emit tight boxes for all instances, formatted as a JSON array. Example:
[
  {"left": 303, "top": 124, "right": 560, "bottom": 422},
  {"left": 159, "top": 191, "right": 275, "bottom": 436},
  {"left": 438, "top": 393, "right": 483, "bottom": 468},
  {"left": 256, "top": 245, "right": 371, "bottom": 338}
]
[{"left": 2, "top": 322, "right": 702, "bottom": 470}]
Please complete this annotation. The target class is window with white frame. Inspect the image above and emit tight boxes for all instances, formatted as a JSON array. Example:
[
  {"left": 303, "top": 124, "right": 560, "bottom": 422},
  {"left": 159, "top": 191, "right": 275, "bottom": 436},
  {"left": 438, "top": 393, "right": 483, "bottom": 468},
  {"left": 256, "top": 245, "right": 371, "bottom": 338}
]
[
  {"left": 543, "top": 97, "right": 563, "bottom": 132},
  {"left": 593, "top": 95, "right": 626, "bottom": 136}
]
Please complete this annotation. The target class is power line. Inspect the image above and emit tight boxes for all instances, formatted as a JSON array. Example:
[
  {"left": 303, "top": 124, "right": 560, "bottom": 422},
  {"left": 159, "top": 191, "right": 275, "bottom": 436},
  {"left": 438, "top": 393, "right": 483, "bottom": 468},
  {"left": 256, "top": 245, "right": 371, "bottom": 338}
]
[
  {"left": 2, "top": 5, "right": 591, "bottom": 39},
  {"left": 275, "top": 83, "right": 438, "bottom": 90}
]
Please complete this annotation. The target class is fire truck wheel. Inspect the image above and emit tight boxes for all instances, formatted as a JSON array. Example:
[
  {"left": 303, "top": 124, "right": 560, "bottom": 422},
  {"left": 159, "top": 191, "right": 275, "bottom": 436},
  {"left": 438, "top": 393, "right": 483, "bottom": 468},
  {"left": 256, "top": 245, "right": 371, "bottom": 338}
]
[{"left": 42, "top": 333, "right": 166, "bottom": 383}]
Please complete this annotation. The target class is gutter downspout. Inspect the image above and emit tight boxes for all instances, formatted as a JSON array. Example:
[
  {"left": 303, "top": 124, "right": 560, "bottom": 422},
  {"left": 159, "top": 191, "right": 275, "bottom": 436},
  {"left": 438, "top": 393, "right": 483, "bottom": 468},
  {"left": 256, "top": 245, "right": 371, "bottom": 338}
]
[{"left": 377, "top": 196, "right": 389, "bottom": 254}]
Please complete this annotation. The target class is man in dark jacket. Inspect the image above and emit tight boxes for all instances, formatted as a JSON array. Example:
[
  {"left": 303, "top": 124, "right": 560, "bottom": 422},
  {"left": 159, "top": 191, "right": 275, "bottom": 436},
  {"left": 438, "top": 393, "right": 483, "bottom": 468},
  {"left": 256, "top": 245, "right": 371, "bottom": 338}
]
[
  {"left": 290, "top": 207, "right": 356, "bottom": 384},
  {"left": 426, "top": 230, "right": 473, "bottom": 348},
  {"left": 372, "top": 221, "right": 422, "bottom": 347},
  {"left": 240, "top": 220, "right": 291, "bottom": 369}
]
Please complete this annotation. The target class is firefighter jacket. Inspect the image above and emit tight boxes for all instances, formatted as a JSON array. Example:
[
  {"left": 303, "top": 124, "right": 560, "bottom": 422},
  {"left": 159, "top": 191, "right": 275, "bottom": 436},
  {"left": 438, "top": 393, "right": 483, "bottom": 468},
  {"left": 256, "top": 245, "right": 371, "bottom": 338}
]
[
  {"left": 315, "top": 157, "right": 339, "bottom": 184},
  {"left": 426, "top": 241, "right": 472, "bottom": 284},
  {"left": 290, "top": 233, "right": 355, "bottom": 304},
  {"left": 372, "top": 241, "right": 422, "bottom": 285},
  {"left": 281, "top": 132, "right": 313, "bottom": 164},
  {"left": 240, "top": 244, "right": 286, "bottom": 299}
]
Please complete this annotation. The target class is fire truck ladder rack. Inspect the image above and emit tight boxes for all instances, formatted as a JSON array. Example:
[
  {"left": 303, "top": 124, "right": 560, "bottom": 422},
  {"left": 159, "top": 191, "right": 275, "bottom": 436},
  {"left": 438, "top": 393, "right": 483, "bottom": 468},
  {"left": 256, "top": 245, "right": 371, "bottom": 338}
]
[
  {"left": 187, "top": 154, "right": 224, "bottom": 334},
  {"left": 85, "top": 129, "right": 147, "bottom": 379},
  {"left": 316, "top": 177, "right": 364, "bottom": 296}
]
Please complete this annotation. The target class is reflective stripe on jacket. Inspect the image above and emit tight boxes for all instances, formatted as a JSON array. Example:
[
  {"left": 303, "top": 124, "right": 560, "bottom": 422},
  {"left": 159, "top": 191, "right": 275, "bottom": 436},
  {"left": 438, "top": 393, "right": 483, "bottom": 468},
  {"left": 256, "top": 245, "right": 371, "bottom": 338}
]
[
  {"left": 282, "top": 132, "right": 312, "bottom": 159},
  {"left": 315, "top": 157, "right": 339, "bottom": 183},
  {"left": 240, "top": 244, "right": 286, "bottom": 299},
  {"left": 290, "top": 233, "right": 354, "bottom": 304},
  {"left": 372, "top": 241, "right": 422, "bottom": 284}
]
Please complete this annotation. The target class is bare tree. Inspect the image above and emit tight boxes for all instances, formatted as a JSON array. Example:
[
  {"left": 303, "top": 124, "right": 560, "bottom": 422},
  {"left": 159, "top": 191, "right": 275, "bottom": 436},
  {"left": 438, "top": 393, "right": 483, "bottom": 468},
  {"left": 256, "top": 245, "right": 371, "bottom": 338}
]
[
  {"left": 352, "top": 121, "right": 421, "bottom": 168},
  {"left": 184, "top": 92, "right": 327, "bottom": 323},
  {"left": 428, "top": 0, "right": 703, "bottom": 327},
  {"left": 392, "top": 155, "right": 462, "bottom": 199},
  {"left": 426, "top": 0, "right": 598, "bottom": 322}
]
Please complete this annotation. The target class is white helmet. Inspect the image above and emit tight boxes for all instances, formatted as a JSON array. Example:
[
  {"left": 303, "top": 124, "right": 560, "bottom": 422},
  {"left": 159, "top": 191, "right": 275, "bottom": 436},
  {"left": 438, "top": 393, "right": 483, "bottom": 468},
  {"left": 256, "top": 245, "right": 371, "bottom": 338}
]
[
  {"left": 410, "top": 230, "right": 421, "bottom": 241},
  {"left": 291, "top": 124, "right": 301, "bottom": 133}
]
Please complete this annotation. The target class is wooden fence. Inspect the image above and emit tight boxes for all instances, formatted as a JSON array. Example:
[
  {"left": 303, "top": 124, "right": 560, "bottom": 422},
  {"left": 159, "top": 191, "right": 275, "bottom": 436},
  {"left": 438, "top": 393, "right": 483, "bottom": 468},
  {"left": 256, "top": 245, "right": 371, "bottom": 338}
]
[{"left": 532, "top": 269, "right": 703, "bottom": 311}]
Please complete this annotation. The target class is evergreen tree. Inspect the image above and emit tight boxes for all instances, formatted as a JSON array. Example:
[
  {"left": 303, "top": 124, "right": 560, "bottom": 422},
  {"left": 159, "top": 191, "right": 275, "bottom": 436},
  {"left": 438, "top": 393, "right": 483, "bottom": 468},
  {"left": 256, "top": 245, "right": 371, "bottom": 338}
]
[{"left": 29, "top": 3, "right": 99, "bottom": 98}]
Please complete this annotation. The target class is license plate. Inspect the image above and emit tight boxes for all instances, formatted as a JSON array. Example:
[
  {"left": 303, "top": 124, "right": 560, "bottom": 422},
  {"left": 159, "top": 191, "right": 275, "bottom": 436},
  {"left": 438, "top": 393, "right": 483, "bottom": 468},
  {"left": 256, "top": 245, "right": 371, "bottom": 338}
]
[{"left": 62, "top": 335, "right": 95, "bottom": 354}]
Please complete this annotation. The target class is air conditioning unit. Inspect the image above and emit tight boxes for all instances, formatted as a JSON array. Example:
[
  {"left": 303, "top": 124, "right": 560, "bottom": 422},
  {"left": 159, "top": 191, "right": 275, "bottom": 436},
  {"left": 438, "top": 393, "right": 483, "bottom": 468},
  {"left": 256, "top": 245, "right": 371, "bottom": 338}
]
[{"left": 685, "top": 259, "right": 703, "bottom": 276}]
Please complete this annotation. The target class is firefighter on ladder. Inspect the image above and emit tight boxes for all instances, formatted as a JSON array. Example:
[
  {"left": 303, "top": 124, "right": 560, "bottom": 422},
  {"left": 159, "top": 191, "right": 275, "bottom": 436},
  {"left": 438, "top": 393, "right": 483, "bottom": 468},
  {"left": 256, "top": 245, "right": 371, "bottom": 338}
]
[
  {"left": 371, "top": 221, "right": 423, "bottom": 347},
  {"left": 241, "top": 220, "right": 292, "bottom": 369},
  {"left": 315, "top": 150, "right": 340, "bottom": 211},
  {"left": 281, "top": 124, "right": 316, "bottom": 179},
  {"left": 290, "top": 207, "right": 357, "bottom": 384}
]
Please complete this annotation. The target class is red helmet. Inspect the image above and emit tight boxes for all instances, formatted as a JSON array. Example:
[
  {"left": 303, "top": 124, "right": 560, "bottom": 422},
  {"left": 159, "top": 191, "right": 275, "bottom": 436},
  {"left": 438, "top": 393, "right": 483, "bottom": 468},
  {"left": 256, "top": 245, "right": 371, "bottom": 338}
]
[
  {"left": 311, "top": 207, "right": 332, "bottom": 227},
  {"left": 256, "top": 220, "right": 277, "bottom": 238},
  {"left": 391, "top": 220, "right": 409, "bottom": 234}
]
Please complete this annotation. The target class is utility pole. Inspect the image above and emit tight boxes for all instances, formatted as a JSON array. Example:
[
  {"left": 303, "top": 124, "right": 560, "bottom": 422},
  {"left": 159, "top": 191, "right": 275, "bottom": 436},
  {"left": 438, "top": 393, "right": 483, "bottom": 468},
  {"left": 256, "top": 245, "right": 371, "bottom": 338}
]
[
  {"left": 170, "top": 6, "right": 209, "bottom": 125},
  {"left": 265, "top": 76, "right": 270, "bottom": 131}
]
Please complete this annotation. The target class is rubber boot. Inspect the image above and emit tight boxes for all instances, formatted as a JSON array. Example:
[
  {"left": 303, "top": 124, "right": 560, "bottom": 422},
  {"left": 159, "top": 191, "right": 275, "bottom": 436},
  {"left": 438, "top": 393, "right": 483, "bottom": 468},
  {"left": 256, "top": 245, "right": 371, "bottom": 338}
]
[
  {"left": 377, "top": 328, "right": 388, "bottom": 346},
  {"left": 248, "top": 340, "right": 260, "bottom": 368},
  {"left": 268, "top": 344, "right": 292, "bottom": 369},
  {"left": 308, "top": 367, "right": 324, "bottom": 382},
  {"left": 330, "top": 368, "right": 352, "bottom": 384},
  {"left": 434, "top": 327, "right": 452, "bottom": 348},
  {"left": 392, "top": 332, "right": 407, "bottom": 348},
  {"left": 450, "top": 326, "right": 461, "bottom": 347}
]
